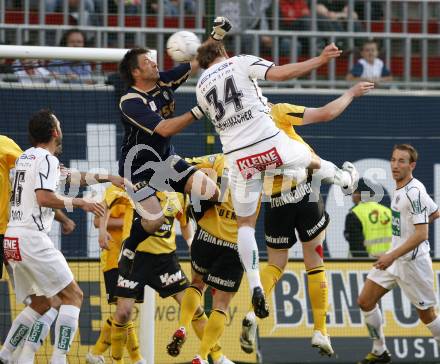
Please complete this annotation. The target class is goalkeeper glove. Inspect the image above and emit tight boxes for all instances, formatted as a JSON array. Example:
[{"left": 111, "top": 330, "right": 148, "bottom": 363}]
[{"left": 211, "top": 16, "right": 232, "bottom": 41}]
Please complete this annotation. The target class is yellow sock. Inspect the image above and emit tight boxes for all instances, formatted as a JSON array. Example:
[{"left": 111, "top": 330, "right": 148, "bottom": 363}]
[
  {"left": 307, "top": 265, "right": 328, "bottom": 335},
  {"left": 191, "top": 311, "right": 223, "bottom": 362},
  {"left": 248, "top": 264, "right": 283, "bottom": 311},
  {"left": 179, "top": 286, "right": 202, "bottom": 330},
  {"left": 126, "top": 321, "right": 142, "bottom": 362},
  {"left": 111, "top": 319, "right": 129, "bottom": 363},
  {"left": 200, "top": 310, "right": 227, "bottom": 360},
  {"left": 91, "top": 316, "right": 112, "bottom": 355}
]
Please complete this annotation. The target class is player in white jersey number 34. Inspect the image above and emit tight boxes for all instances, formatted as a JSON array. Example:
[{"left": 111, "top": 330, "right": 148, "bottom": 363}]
[{"left": 195, "top": 20, "right": 358, "bottom": 319}]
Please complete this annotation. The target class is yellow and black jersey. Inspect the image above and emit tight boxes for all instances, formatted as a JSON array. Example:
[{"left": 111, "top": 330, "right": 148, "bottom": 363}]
[
  {"left": 269, "top": 103, "right": 313, "bottom": 196},
  {"left": 122, "top": 192, "right": 187, "bottom": 255},
  {"left": 0, "top": 136, "right": 22, "bottom": 234},
  {"left": 185, "top": 154, "right": 239, "bottom": 244},
  {"left": 100, "top": 185, "right": 132, "bottom": 272}
]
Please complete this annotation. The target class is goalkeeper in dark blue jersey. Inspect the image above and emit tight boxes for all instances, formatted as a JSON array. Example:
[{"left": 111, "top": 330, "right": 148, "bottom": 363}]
[{"left": 117, "top": 45, "right": 221, "bottom": 277}]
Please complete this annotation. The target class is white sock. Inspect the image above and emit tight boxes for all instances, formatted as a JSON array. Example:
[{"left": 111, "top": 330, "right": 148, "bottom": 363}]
[
  {"left": 237, "top": 226, "right": 262, "bottom": 291},
  {"left": 313, "top": 159, "right": 351, "bottom": 187},
  {"left": 245, "top": 311, "right": 256, "bottom": 322},
  {"left": 362, "top": 305, "right": 387, "bottom": 355},
  {"left": 19, "top": 307, "right": 58, "bottom": 363},
  {"left": 50, "top": 305, "right": 80, "bottom": 364},
  {"left": 0, "top": 307, "right": 41, "bottom": 361},
  {"left": 426, "top": 316, "right": 440, "bottom": 344}
]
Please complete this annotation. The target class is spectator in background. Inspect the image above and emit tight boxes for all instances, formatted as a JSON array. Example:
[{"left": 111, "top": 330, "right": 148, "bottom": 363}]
[
  {"left": 346, "top": 40, "right": 392, "bottom": 84},
  {"left": 344, "top": 178, "right": 392, "bottom": 258},
  {"left": 0, "top": 58, "right": 14, "bottom": 74},
  {"left": 46, "top": 0, "right": 99, "bottom": 26},
  {"left": 49, "top": 29, "right": 94, "bottom": 84},
  {"left": 317, "top": 0, "right": 363, "bottom": 32},
  {"left": 163, "top": 0, "right": 196, "bottom": 15},
  {"left": 13, "top": 58, "right": 56, "bottom": 85}
]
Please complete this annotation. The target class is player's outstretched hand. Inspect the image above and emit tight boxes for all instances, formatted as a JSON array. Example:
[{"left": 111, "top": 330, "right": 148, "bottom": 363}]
[
  {"left": 319, "top": 42, "right": 342, "bottom": 62},
  {"left": 61, "top": 218, "right": 76, "bottom": 235},
  {"left": 211, "top": 16, "right": 232, "bottom": 41},
  {"left": 79, "top": 198, "right": 106, "bottom": 217},
  {"left": 349, "top": 81, "right": 375, "bottom": 97}
]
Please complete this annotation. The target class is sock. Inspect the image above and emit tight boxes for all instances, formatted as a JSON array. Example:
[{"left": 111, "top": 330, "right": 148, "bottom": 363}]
[
  {"left": 237, "top": 226, "right": 262, "bottom": 291},
  {"left": 50, "top": 305, "right": 80, "bottom": 363},
  {"left": 362, "top": 305, "right": 387, "bottom": 355},
  {"left": 179, "top": 286, "right": 203, "bottom": 330},
  {"left": 313, "top": 159, "right": 351, "bottom": 187},
  {"left": 248, "top": 264, "right": 283, "bottom": 312},
  {"left": 0, "top": 307, "right": 40, "bottom": 361},
  {"left": 200, "top": 310, "right": 227, "bottom": 360},
  {"left": 19, "top": 307, "right": 58, "bottom": 363},
  {"left": 191, "top": 311, "right": 223, "bottom": 362},
  {"left": 126, "top": 321, "right": 142, "bottom": 362},
  {"left": 111, "top": 320, "right": 130, "bottom": 362},
  {"left": 123, "top": 217, "right": 150, "bottom": 252},
  {"left": 307, "top": 265, "right": 328, "bottom": 336},
  {"left": 426, "top": 316, "right": 440, "bottom": 344},
  {"left": 91, "top": 317, "right": 113, "bottom": 355}
]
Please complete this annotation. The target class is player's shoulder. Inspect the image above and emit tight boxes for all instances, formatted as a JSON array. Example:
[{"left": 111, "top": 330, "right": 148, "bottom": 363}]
[
  {"left": 119, "top": 87, "right": 148, "bottom": 106},
  {"left": 405, "top": 178, "right": 427, "bottom": 193}
]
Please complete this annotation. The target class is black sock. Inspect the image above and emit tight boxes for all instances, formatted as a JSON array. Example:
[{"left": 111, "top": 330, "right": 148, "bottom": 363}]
[{"left": 123, "top": 218, "right": 150, "bottom": 251}]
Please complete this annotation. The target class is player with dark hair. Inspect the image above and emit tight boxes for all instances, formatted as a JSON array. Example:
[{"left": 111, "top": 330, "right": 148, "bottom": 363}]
[
  {"left": 0, "top": 110, "right": 124, "bottom": 364},
  {"left": 117, "top": 47, "right": 219, "bottom": 278}
]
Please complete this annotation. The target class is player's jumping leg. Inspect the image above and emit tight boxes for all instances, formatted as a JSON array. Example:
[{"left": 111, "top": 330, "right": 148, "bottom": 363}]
[
  {"left": 86, "top": 317, "right": 112, "bottom": 363},
  {"left": 50, "top": 280, "right": 83, "bottom": 364},
  {"left": 302, "top": 231, "right": 333, "bottom": 356},
  {"left": 237, "top": 213, "right": 269, "bottom": 319},
  {"left": 118, "top": 195, "right": 165, "bottom": 277},
  {"left": 357, "top": 279, "right": 391, "bottom": 364},
  {"left": 240, "top": 248, "right": 285, "bottom": 353}
]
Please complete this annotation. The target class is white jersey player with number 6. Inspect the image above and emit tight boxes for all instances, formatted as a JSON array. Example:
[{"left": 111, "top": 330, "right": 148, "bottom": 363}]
[
  {"left": 356, "top": 144, "right": 440, "bottom": 364},
  {"left": 195, "top": 26, "right": 358, "bottom": 320},
  {"left": 1, "top": 110, "right": 109, "bottom": 364}
]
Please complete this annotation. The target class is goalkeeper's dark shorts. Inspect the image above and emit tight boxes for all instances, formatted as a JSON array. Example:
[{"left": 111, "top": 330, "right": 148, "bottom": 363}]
[
  {"left": 264, "top": 178, "right": 330, "bottom": 249},
  {"left": 114, "top": 251, "right": 189, "bottom": 302},
  {"left": 191, "top": 227, "right": 243, "bottom": 293}
]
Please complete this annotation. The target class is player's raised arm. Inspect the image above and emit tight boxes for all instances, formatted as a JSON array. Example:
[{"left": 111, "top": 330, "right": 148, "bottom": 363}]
[
  {"left": 154, "top": 106, "right": 204, "bottom": 137},
  {"left": 266, "top": 43, "right": 342, "bottom": 81},
  {"left": 302, "top": 81, "right": 374, "bottom": 124}
]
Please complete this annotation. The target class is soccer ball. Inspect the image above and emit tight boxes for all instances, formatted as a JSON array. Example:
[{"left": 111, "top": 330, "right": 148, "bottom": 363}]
[{"left": 166, "top": 31, "right": 201, "bottom": 63}]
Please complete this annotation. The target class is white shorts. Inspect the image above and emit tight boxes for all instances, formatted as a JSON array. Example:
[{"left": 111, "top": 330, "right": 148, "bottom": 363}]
[
  {"left": 226, "top": 131, "right": 312, "bottom": 217},
  {"left": 367, "top": 253, "right": 437, "bottom": 310},
  {"left": 4, "top": 227, "right": 74, "bottom": 304}
]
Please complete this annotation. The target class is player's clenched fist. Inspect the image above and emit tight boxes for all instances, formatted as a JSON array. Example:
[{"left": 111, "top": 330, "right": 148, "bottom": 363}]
[
  {"left": 319, "top": 42, "right": 342, "bottom": 62},
  {"left": 211, "top": 16, "right": 232, "bottom": 41},
  {"left": 348, "top": 81, "right": 375, "bottom": 97}
]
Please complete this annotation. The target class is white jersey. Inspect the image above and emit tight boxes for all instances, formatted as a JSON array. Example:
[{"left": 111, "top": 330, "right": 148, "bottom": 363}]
[
  {"left": 196, "top": 55, "right": 280, "bottom": 154},
  {"left": 390, "top": 178, "right": 438, "bottom": 260},
  {"left": 8, "top": 147, "right": 60, "bottom": 234}
]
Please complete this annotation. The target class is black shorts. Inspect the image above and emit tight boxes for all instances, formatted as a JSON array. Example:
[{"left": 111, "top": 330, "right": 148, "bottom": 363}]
[
  {"left": 264, "top": 179, "right": 330, "bottom": 249},
  {"left": 114, "top": 251, "right": 189, "bottom": 302},
  {"left": 191, "top": 227, "right": 243, "bottom": 293},
  {"left": 104, "top": 268, "right": 119, "bottom": 304},
  {"left": 128, "top": 157, "right": 196, "bottom": 202}
]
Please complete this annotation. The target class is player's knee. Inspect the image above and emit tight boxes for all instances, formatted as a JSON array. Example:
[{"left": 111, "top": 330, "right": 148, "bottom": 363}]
[
  {"left": 115, "top": 306, "right": 132, "bottom": 324},
  {"left": 419, "top": 308, "right": 437, "bottom": 325},
  {"left": 141, "top": 216, "right": 165, "bottom": 233},
  {"left": 357, "top": 295, "right": 374, "bottom": 311},
  {"left": 30, "top": 297, "right": 51, "bottom": 315}
]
